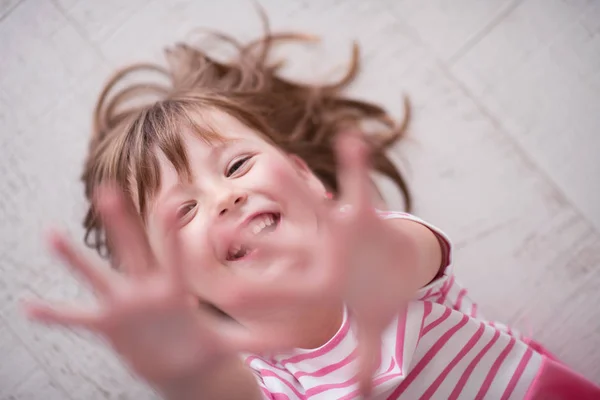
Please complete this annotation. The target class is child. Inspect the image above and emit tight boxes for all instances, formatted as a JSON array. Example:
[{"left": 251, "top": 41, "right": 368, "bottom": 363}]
[{"left": 23, "top": 24, "right": 600, "bottom": 400}]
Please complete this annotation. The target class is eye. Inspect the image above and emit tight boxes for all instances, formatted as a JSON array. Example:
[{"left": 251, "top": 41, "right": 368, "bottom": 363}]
[
  {"left": 226, "top": 155, "right": 252, "bottom": 177},
  {"left": 176, "top": 202, "right": 197, "bottom": 220}
]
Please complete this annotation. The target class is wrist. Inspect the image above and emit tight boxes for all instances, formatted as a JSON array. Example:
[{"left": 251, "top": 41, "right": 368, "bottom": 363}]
[{"left": 156, "top": 355, "right": 260, "bottom": 400}]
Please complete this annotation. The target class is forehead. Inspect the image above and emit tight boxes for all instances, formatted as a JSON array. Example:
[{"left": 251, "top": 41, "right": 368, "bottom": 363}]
[{"left": 161, "top": 108, "right": 266, "bottom": 167}]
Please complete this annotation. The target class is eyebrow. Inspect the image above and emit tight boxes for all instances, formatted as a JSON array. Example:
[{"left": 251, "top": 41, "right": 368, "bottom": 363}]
[{"left": 208, "top": 138, "right": 241, "bottom": 162}]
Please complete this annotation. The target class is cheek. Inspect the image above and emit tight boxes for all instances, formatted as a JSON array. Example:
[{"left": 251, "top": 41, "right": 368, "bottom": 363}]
[{"left": 256, "top": 157, "right": 306, "bottom": 190}]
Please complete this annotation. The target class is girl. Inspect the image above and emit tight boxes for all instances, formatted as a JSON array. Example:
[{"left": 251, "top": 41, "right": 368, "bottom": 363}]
[{"left": 23, "top": 25, "right": 599, "bottom": 399}]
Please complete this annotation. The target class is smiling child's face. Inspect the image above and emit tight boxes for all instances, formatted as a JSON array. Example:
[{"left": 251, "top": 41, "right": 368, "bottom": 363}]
[{"left": 144, "top": 109, "right": 328, "bottom": 330}]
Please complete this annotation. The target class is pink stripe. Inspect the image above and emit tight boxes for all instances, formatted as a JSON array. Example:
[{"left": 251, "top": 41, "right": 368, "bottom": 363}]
[
  {"left": 422, "top": 301, "right": 433, "bottom": 322},
  {"left": 414, "top": 302, "right": 433, "bottom": 350},
  {"left": 246, "top": 356, "right": 292, "bottom": 377},
  {"left": 337, "top": 371, "right": 404, "bottom": 400},
  {"left": 501, "top": 347, "right": 533, "bottom": 400},
  {"left": 454, "top": 288, "right": 467, "bottom": 310},
  {"left": 474, "top": 337, "right": 516, "bottom": 400},
  {"left": 470, "top": 303, "right": 478, "bottom": 318},
  {"left": 420, "top": 322, "right": 486, "bottom": 399},
  {"left": 422, "top": 308, "right": 452, "bottom": 337},
  {"left": 272, "top": 394, "right": 290, "bottom": 400},
  {"left": 386, "top": 314, "right": 470, "bottom": 399},
  {"left": 419, "top": 287, "right": 433, "bottom": 300},
  {"left": 280, "top": 317, "right": 350, "bottom": 365},
  {"left": 261, "top": 387, "right": 275, "bottom": 399},
  {"left": 438, "top": 276, "right": 455, "bottom": 305},
  {"left": 336, "top": 359, "right": 401, "bottom": 400},
  {"left": 449, "top": 328, "right": 501, "bottom": 400},
  {"left": 306, "top": 374, "right": 356, "bottom": 397},
  {"left": 305, "top": 358, "right": 396, "bottom": 397},
  {"left": 295, "top": 349, "right": 357, "bottom": 378},
  {"left": 395, "top": 308, "right": 408, "bottom": 374},
  {"left": 259, "top": 370, "right": 304, "bottom": 399},
  {"left": 422, "top": 292, "right": 439, "bottom": 301}
]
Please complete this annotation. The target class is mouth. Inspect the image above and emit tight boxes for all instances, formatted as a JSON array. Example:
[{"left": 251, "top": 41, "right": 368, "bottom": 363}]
[{"left": 226, "top": 212, "right": 281, "bottom": 262}]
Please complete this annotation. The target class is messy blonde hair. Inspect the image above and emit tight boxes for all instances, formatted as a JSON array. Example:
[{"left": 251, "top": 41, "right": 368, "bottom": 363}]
[{"left": 82, "top": 22, "right": 412, "bottom": 258}]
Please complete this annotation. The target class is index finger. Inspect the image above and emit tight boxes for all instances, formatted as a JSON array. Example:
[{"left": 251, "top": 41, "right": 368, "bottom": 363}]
[
  {"left": 335, "top": 133, "right": 372, "bottom": 212},
  {"left": 161, "top": 205, "right": 187, "bottom": 289},
  {"left": 96, "top": 184, "right": 156, "bottom": 276}
]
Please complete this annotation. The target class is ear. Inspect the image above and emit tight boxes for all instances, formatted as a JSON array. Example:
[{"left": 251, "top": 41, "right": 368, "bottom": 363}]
[{"left": 288, "top": 154, "right": 327, "bottom": 193}]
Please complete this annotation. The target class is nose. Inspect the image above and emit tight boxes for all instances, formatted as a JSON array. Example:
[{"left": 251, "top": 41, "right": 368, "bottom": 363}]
[{"left": 216, "top": 190, "right": 247, "bottom": 217}]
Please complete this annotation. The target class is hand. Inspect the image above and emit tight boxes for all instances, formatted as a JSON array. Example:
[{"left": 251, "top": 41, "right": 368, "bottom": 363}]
[
  {"left": 331, "top": 135, "right": 422, "bottom": 395},
  {"left": 23, "top": 187, "right": 276, "bottom": 388},
  {"left": 235, "top": 135, "right": 422, "bottom": 396}
]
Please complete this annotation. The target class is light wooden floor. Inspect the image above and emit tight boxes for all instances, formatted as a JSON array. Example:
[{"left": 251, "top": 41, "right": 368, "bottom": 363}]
[{"left": 1, "top": 0, "right": 599, "bottom": 397}]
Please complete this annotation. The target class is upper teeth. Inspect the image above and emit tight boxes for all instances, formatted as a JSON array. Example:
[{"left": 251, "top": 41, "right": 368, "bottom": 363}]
[
  {"left": 228, "top": 214, "right": 277, "bottom": 260},
  {"left": 251, "top": 214, "right": 275, "bottom": 235}
]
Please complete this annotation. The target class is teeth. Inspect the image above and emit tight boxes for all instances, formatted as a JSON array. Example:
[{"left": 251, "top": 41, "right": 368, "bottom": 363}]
[
  {"left": 229, "top": 213, "right": 278, "bottom": 260},
  {"left": 250, "top": 214, "right": 276, "bottom": 235}
]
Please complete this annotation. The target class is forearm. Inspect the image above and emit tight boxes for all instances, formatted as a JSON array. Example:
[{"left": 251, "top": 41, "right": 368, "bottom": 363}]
[{"left": 157, "top": 356, "right": 263, "bottom": 400}]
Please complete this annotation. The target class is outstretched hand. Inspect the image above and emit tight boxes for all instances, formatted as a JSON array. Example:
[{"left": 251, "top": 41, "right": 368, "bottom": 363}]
[
  {"left": 23, "top": 187, "right": 281, "bottom": 387},
  {"left": 233, "top": 134, "right": 422, "bottom": 396}
]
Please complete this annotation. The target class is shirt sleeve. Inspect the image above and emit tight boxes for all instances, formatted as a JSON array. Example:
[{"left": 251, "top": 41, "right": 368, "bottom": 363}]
[{"left": 376, "top": 210, "right": 453, "bottom": 302}]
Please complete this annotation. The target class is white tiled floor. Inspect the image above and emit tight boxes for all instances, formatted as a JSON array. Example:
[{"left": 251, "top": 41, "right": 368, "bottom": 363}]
[{"left": 1, "top": 0, "right": 599, "bottom": 398}]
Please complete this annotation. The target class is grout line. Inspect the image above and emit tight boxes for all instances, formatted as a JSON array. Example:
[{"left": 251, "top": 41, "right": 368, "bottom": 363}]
[
  {"left": 437, "top": 60, "right": 600, "bottom": 238},
  {"left": 0, "top": 0, "right": 26, "bottom": 23},
  {"left": 49, "top": 0, "right": 107, "bottom": 62},
  {"left": 447, "top": 0, "right": 524, "bottom": 66},
  {"left": 0, "top": 312, "right": 77, "bottom": 400}
]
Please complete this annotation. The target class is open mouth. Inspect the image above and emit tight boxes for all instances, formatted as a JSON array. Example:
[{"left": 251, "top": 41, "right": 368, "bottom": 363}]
[{"left": 226, "top": 212, "right": 281, "bottom": 261}]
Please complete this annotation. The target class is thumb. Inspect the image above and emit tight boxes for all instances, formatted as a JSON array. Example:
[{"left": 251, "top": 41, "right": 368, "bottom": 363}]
[
  {"left": 219, "top": 322, "right": 295, "bottom": 355},
  {"left": 356, "top": 325, "right": 382, "bottom": 397}
]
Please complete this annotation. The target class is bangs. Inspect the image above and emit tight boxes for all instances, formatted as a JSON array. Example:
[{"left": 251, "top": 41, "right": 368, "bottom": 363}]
[{"left": 124, "top": 99, "right": 226, "bottom": 219}]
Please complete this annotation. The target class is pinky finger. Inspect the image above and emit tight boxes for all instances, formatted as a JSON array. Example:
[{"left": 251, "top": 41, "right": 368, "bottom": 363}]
[{"left": 22, "top": 301, "right": 102, "bottom": 330}]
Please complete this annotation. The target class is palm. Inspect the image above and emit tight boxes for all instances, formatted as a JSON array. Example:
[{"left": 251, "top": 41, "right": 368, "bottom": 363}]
[
  {"left": 239, "top": 135, "right": 413, "bottom": 395},
  {"left": 24, "top": 188, "right": 272, "bottom": 385}
]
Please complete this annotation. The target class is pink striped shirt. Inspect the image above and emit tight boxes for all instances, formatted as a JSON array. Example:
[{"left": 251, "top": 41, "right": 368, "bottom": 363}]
[{"left": 244, "top": 212, "right": 599, "bottom": 399}]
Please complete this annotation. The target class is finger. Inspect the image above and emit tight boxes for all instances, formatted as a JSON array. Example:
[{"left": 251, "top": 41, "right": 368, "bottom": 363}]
[
  {"left": 161, "top": 207, "right": 186, "bottom": 289},
  {"left": 216, "top": 228, "right": 330, "bottom": 302},
  {"left": 213, "top": 268, "right": 319, "bottom": 309},
  {"left": 23, "top": 300, "right": 102, "bottom": 330},
  {"left": 48, "top": 231, "right": 113, "bottom": 296},
  {"left": 335, "top": 133, "right": 372, "bottom": 211},
  {"left": 96, "top": 185, "right": 155, "bottom": 277},
  {"left": 356, "top": 326, "right": 382, "bottom": 397},
  {"left": 236, "top": 227, "right": 307, "bottom": 269},
  {"left": 217, "top": 321, "right": 294, "bottom": 355}
]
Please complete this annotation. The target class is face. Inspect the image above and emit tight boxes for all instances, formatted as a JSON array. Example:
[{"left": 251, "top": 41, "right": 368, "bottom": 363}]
[{"left": 145, "top": 109, "right": 327, "bottom": 330}]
